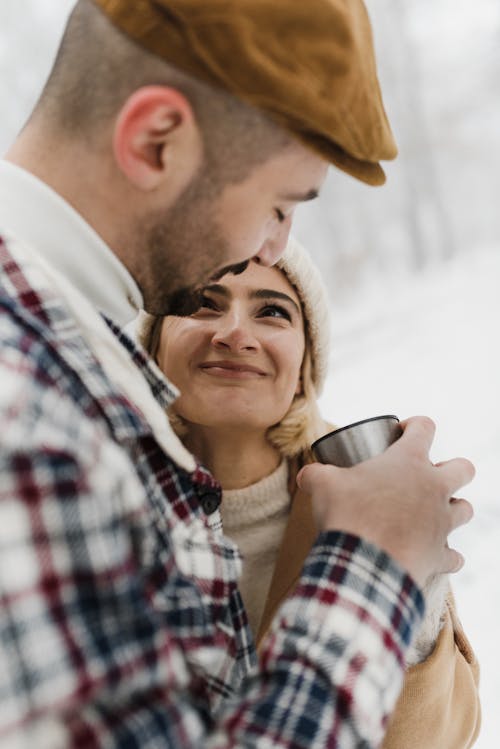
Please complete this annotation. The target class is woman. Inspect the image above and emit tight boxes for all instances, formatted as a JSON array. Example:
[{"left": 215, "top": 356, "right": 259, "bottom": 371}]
[{"left": 138, "top": 238, "right": 480, "bottom": 748}]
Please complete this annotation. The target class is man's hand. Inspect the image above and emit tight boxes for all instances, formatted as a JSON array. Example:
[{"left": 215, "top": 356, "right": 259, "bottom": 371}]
[{"left": 298, "top": 416, "right": 474, "bottom": 587}]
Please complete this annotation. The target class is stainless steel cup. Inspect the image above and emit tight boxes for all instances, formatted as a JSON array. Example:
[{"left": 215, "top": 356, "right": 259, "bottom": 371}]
[{"left": 312, "top": 415, "right": 402, "bottom": 467}]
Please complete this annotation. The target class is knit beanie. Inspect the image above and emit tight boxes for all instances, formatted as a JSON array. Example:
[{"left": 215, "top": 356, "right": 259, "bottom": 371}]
[{"left": 275, "top": 237, "right": 331, "bottom": 395}]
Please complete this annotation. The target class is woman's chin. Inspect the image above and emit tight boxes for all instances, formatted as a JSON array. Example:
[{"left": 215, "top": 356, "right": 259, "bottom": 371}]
[{"left": 184, "top": 409, "right": 273, "bottom": 434}]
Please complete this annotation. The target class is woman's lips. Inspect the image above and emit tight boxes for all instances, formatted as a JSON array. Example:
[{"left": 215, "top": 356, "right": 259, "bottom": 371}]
[{"left": 199, "top": 361, "right": 266, "bottom": 378}]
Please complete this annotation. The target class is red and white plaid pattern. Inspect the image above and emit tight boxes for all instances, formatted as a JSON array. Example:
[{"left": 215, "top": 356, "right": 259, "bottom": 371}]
[{"left": 0, "top": 235, "right": 424, "bottom": 748}]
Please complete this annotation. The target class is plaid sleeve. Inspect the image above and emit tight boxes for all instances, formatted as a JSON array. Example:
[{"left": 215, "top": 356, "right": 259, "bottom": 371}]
[
  {"left": 0, "top": 360, "right": 210, "bottom": 746},
  {"left": 0, "top": 360, "right": 424, "bottom": 747},
  {"left": 209, "top": 532, "right": 424, "bottom": 749}
]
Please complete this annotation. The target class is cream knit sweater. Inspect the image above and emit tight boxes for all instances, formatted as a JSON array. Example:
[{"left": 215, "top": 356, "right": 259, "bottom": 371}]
[{"left": 221, "top": 461, "right": 290, "bottom": 637}]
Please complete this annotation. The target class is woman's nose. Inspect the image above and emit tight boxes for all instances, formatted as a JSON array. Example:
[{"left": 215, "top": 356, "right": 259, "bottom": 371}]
[{"left": 211, "top": 313, "right": 258, "bottom": 352}]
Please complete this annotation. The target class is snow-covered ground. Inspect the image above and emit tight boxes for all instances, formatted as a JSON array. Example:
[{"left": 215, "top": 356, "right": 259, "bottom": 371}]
[{"left": 318, "top": 246, "right": 500, "bottom": 748}]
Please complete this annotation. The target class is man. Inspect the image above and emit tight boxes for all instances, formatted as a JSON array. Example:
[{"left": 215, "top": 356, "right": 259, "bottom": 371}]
[{"left": 0, "top": 1, "right": 474, "bottom": 747}]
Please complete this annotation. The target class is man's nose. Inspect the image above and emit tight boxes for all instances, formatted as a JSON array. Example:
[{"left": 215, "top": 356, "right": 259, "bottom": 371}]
[{"left": 255, "top": 216, "right": 292, "bottom": 267}]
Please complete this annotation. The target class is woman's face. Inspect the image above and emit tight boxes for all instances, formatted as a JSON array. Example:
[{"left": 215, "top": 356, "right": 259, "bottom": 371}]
[{"left": 157, "top": 262, "right": 305, "bottom": 432}]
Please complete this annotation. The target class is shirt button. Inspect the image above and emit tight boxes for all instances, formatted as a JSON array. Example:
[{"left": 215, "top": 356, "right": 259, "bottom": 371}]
[{"left": 197, "top": 490, "right": 221, "bottom": 515}]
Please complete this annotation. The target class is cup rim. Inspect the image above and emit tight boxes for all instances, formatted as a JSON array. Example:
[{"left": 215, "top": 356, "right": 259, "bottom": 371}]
[{"left": 311, "top": 414, "right": 400, "bottom": 451}]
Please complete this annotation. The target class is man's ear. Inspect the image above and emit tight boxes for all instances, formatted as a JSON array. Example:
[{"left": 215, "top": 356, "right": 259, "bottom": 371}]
[{"left": 112, "top": 85, "right": 203, "bottom": 193}]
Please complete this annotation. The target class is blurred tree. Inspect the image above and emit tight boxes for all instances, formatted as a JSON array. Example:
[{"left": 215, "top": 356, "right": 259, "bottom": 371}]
[{"left": 386, "top": 0, "right": 456, "bottom": 267}]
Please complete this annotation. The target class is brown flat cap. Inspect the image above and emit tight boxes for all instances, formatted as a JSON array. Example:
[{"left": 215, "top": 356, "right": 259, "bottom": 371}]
[{"left": 93, "top": 0, "right": 397, "bottom": 185}]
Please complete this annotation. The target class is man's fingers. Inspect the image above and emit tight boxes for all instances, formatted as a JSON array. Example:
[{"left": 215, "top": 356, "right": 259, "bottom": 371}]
[
  {"left": 440, "top": 546, "right": 465, "bottom": 575},
  {"left": 398, "top": 415, "right": 436, "bottom": 457},
  {"left": 440, "top": 501, "right": 473, "bottom": 574},
  {"left": 296, "top": 462, "right": 338, "bottom": 492},
  {"left": 448, "top": 496, "right": 474, "bottom": 532},
  {"left": 436, "top": 457, "right": 476, "bottom": 494}
]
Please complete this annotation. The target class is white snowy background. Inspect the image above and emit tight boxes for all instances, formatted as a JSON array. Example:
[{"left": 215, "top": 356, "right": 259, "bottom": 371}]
[{"left": 1, "top": 1, "right": 498, "bottom": 746}]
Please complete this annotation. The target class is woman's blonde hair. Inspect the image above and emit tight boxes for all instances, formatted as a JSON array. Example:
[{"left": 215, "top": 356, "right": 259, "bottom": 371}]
[{"left": 266, "top": 338, "right": 325, "bottom": 459}]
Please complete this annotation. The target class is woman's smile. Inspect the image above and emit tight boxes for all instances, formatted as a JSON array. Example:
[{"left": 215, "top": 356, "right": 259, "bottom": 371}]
[{"left": 199, "top": 359, "right": 267, "bottom": 379}]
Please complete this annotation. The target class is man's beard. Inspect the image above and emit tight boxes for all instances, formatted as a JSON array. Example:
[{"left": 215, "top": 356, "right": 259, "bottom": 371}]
[{"left": 131, "top": 168, "right": 250, "bottom": 316}]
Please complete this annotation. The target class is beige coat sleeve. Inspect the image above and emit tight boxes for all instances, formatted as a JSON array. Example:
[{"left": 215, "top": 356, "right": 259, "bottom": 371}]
[{"left": 381, "top": 595, "right": 480, "bottom": 749}]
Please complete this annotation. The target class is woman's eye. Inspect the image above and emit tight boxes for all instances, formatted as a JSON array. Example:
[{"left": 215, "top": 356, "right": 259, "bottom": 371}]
[
  {"left": 193, "top": 295, "right": 219, "bottom": 313},
  {"left": 258, "top": 304, "right": 291, "bottom": 321}
]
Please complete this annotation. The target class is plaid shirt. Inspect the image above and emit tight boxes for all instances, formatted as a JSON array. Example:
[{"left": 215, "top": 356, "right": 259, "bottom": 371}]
[{"left": 0, "top": 234, "right": 424, "bottom": 748}]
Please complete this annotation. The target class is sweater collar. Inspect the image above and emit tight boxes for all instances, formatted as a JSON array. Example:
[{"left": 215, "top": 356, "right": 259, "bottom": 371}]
[
  {"left": 0, "top": 160, "right": 143, "bottom": 326},
  {"left": 221, "top": 460, "right": 289, "bottom": 529}
]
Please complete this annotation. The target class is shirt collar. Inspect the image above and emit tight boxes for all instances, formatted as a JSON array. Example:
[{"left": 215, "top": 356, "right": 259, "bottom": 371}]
[{"left": 0, "top": 160, "right": 143, "bottom": 326}]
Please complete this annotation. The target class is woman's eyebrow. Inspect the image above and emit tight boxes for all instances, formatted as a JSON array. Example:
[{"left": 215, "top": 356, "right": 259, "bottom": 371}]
[
  {"left": 202, "top": 283, "right": 230, "bottom": 297},
  {"left": 202, "top": 284, "right": 301, "bottom": 314},
  {"left": 252, "top": 289, "right": 300, "bottom": 313}
]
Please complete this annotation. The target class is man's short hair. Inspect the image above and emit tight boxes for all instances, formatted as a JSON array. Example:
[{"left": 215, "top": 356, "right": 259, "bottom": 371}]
[{"left": 36, "top": 0, "right": 292, "bottom": 186}]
